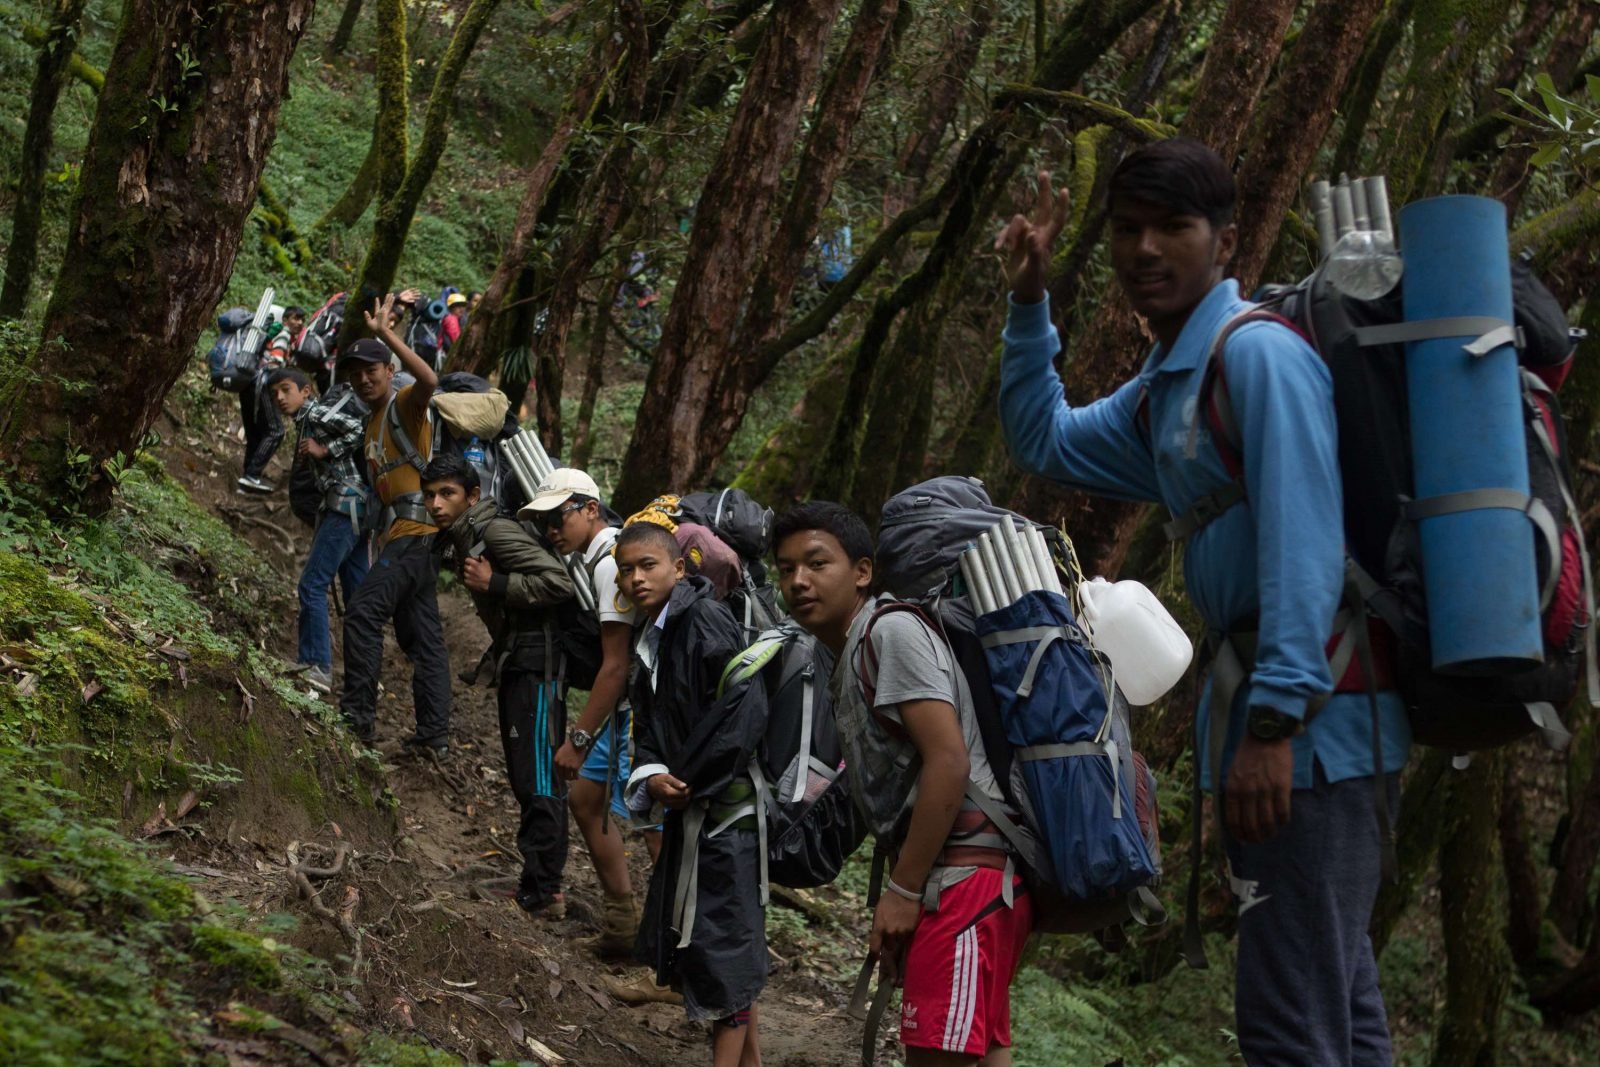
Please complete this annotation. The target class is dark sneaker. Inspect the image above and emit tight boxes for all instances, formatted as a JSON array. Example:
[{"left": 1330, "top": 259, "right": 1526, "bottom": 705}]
[{"left": 401, "top": 735, "right": 450, "bottom": 760}]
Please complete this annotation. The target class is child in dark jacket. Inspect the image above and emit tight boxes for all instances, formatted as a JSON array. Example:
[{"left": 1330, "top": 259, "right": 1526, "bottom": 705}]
[{"left": 617, "top": 522, "right": 768, "bottom": 1067}]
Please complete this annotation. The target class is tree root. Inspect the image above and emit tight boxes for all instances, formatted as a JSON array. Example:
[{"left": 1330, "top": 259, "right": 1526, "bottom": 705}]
[{"left": 289, "top": 842, "right": 364, "bottom": 975}]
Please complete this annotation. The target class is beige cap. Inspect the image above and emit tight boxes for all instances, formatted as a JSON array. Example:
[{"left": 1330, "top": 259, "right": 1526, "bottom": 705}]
[{"left": 519, "top": 467, "right": 601, "bottom": 516}]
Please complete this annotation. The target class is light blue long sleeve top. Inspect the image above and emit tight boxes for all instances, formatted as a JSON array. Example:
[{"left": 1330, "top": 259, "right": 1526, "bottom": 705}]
[{"left": 999, "top": 282, "right": 1409, "bottom": 789}]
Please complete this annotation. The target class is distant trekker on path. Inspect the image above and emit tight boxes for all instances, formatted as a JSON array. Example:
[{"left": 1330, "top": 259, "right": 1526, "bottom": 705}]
[
  {"left": 994, "top": 138, "right": 1408, "bottom": 1064},
  {"left": 336, "top": 294, "right": 454, "bottom": 756}
]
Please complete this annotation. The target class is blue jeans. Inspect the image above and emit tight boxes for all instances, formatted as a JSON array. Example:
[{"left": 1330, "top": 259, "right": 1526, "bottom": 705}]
[{"left": 297, "top": 515, "right": 370, "bottom": 670}]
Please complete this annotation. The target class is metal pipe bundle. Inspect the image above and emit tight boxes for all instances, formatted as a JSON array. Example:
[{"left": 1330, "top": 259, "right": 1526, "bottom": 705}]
[
  {"left": 240, "top": 287, "right": 276, "bottom": 358},
  {"left": 962, "top": 518, "right": 1065, "bottom": 614},
  {"left": 501, "top": 430, "right": 596, "bottom": 613},
  {"left": 1311, "top": 175, "right": 1396, "bottom": 259}
]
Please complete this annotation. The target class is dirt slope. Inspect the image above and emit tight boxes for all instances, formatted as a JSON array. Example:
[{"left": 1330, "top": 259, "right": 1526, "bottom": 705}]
[{"left": 154, "top": 403, "right": 877, "bottom": 1066}]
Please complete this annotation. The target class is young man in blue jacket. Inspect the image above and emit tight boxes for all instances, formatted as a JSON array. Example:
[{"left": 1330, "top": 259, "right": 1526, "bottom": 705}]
[{"left": 994, "top": 137, "right": 1410, "bottom": 1065}]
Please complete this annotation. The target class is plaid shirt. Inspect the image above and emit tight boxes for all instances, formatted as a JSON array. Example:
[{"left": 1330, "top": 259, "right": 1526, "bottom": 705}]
[{"left": 294, "top": 392, "right": 367, "bottom": 493}]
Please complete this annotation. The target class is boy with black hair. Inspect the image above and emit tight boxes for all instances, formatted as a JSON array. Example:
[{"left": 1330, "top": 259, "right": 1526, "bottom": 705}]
[
  {"left": 773, "top": 501, "right": 1033, "bottom": 1066},
  {"left": 617, "top": 522, "right": 767, "bottom": 1067},
  {"left": 267, "top": 367, "right": 370, "bottom": 693},
  {"left": 337, "top": 292, "right": 454, "bottom": 754},
  {"left": 995, "top": 137, "right": 1408, "bottom": 1064},
  {"left": 422, "top": 454, "right": 577, "bottom": 916},
  {"left": 524, "top": 467, "right": 644, "bottom": 954}
]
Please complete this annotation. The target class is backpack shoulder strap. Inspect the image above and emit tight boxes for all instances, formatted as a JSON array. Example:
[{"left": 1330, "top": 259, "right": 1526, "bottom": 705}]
[
  {"left": 718, "top": 631, "right": 789, "bottom": 698},
  {"left": 377, "top": 393, "right": 429, "bottom": 476},
  {"left": 854, "top": 601, "right": 945, "bottom": 710}
]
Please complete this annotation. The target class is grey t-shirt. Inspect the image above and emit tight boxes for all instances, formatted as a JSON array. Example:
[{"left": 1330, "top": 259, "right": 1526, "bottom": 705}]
[{"left": 833, "top": 595, "right": 1004, "bottom": 846}]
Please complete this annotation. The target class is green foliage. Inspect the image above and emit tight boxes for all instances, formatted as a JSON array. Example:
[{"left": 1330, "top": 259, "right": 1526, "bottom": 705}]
[{"left": 1498, "top": 74, "right": 1600, "bottom": 181}]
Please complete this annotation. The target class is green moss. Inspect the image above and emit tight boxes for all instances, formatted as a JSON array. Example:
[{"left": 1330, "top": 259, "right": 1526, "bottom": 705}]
[{"left": 191, "top": 925, "right": 284, "bottom": 991}]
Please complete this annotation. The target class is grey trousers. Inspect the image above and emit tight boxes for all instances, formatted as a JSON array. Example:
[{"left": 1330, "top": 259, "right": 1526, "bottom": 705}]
[{"left": 1225, "top": 765, "right": 1399, "bottom": 1067}]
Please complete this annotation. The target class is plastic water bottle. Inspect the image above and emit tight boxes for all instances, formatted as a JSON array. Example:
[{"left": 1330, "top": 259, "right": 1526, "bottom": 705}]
[
  {"left": 463, "top": 437, "right": 488, "bottom": 478},
  {"left": 1326, "top": 229, "right": 1403, "bottom": 301},
  {"left": 1078, "top": 578, "right": 1193, "bottom": 706}
]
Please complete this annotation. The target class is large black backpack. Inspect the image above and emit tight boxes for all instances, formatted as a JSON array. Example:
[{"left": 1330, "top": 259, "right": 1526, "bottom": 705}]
[
  {"left": 718, "top": 624, "right": 868, "bottom": 889},
  {"left": 1167, "top": 260, "right": 1595, "bottom": 752},
  {"left": 295, "top": 292, "right": 344, "bottom": 379}
]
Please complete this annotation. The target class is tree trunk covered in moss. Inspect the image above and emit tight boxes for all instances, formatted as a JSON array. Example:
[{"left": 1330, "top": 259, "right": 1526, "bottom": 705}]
[
  {"left": 1331, "top": 0, "right": 1415, "bottom": 176},
  {"left": 0, "top": 0, "right": 89, "bottom": 320},
  {"left": 807, "top": 0, "right": 1163, "bottom": 511},
  {"left": 571, "top": 253, "right": 632, "bottom": 471},
  {"left": 0, "top": 0, "right": 313, "bottom": 509},
  {"left": 316, "top": 116, "right": 381, "bottom": 231},
  {"left": 1230, "top": 0, "right": 1387, "bottom": 290},
  {"left": 733, "top": 347, "right": 854, "bottom": 509},
  {"left": 612, "top": 0, "right": 851, "bottom": 511},
  {"left": 1377, "top": 0, "right": 1504, "bottom": 203},
  {"left": 326, "top": 0, "right": 364, "bottom": 59},
  {"left": 1549, "top": 731, "right": 1600, "bottom": 946},
  {"left": 1433, "top": 751, "right": 1509, "bottom": 1067},
  {"left": 1372, "top": 749, "right": 1450, "bottom": 955},
  {"left": 523, "top": 0, "right": 650, "bottom": 455},
  {"left": 1499, "top": 750, "right": 1543, "bottom": 970},
  {"left": 348, "top": 0, "right": 504, "bottom": 322}
]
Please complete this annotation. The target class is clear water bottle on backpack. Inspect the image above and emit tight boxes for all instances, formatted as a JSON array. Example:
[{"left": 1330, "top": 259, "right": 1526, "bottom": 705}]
[{"left": 463, "top": 436, "right": 489, "bottom": 482}]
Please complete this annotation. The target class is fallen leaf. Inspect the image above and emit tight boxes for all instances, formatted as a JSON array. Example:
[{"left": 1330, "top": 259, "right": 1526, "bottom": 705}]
[
  {"left": 15, "top": 673, "right": 37, "bottom": 697},
  {"left": 80, "top": 679, "right": 105, "bottom": 704},
  {"left": 235, "top": 676, "right": 255, "bottom": 720},
  {"left": 547, "top": 979, "right": 562, "bottom": 1000},
  {"left": 338, "top": 885, "right": 360, "bottom": 926},
  {"left": 524, "top": 1037, "right": 566, "bottom": 1066},
  {"left": 139, "top": 801, "right": 168, "bottom": 837},
  {"left": 541, "top": 957, "right": 560, "bottom": 977},
  {"left": 174, "top": 790, "right": 200, "bottom": 820},
  {"left": 441, "top": 979, "right": 478, "bottom": 989}
]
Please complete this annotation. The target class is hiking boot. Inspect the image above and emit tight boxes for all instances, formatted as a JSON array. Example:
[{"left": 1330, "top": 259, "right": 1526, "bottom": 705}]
[
  {"left": 236, "top": 474, "right": 275, "bottom": 494},
  {"left": 516, "top": 890, "right": 566, "bottom": 920},
  {"left": 301, "top": 665, "right": 333, "bottom": 694},
  {"left": 602, "top": 969, "right": 682, "bottom": 1006},
  {"left": 579, "top": 892, "right": 639, "bottom": 958}
]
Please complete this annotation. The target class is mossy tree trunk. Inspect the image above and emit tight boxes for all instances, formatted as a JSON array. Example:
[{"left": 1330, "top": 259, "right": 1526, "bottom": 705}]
[
  {"left": 612, "top": 0, "right": 852, "bottom": 511},
  {"left": 0, "top": 0, "right": 89, "bottom": 320},
  {"left": 570, "top": 253, "right": 632, "bottom": 472},
  {"left": 807, "top": 0, "right": 1163, "bottom": 510},
  {"left": 1433, "top": 751, "right": 1510, "bottom": 1067},
  {"left": 315, "top": 115, "right": 381, "bottom": 231},
  {"left": 326, "top": 0, "right": 363, "bottom": 59},
  {"left": 1376, "top": 0, "right": 1504, "bottom": 203},
  {"left": 342, "top": 0, "right": 504, "bottom": 343},
  {"left": 1331, "top": 0, "right": 1415, "bottom": 176},
  {"left": 0, "top": 0, "right": 314, "bottom": 510},
  {"left": 1230, "top": 0, "right": 1388, "bottom": 290}
]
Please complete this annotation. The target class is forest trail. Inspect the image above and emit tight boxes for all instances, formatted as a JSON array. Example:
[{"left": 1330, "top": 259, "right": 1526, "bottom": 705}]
[{"left": 152, "top": 407, "right": 880, "bottom": 1066}]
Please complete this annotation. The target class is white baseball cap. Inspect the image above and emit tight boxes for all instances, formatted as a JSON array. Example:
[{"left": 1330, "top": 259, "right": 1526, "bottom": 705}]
[{"left": 519, "top": 467, "right": 601, "bottom": 516}]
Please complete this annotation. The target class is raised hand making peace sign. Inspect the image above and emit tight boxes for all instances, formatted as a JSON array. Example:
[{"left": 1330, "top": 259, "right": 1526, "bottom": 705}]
[{"left": 993, "top": 170, "right": 1071, "bottom": 305}]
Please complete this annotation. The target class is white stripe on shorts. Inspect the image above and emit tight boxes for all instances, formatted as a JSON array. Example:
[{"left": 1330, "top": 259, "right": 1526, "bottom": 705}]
[{"left": 942, "top": 926, "right": 979, "bottom": 1052}]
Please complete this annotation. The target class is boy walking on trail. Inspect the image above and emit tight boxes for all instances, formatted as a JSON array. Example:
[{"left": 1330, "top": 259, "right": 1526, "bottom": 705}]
[
  {"left": 994, "top": 138, "right": 1409, "bottom": 1065},
  {"left": 774, "top": 502, "right": 1033, "bottom": 1066},
  {"left": 617, "top": 523, "right": 768, "bottom": 1067},
  {"left": 524, "top": 467, "right": 646, "bottom": 953},
  {"left": 421, "top": 455, "right": 577, "bottom": 917},
  {"left": 336, "top": 292, "right": 453, "bottom": 754},
  {"left": 266, "top": 367, "right": 370, "bottom": 694},
  {"left": 237, "top": 317, "right": 289, "bottom": 495}
]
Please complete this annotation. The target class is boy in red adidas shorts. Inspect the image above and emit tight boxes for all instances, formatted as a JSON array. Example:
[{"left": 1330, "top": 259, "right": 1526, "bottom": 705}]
[{"left": 773, "top": 501, "right": 1032, "bottom": 1064}]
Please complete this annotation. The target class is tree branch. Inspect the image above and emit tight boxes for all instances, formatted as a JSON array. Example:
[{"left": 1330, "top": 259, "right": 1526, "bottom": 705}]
[{"left": 994, "top": 84, "right": 1176, "bottom": 141}]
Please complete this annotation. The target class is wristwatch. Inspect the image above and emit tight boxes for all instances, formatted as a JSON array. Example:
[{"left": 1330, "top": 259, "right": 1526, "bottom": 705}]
[
  {"left": 1247, "top": 706, "right": 1302, "bottom": 742},
  {"left": 569, "top": 727, "right": 596, "bottom": 751}
]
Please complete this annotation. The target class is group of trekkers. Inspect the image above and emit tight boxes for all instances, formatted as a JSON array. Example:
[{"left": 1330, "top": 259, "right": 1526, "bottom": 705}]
[{"left": 214, "top": 134, "right": 1592, "bottom": 1067}]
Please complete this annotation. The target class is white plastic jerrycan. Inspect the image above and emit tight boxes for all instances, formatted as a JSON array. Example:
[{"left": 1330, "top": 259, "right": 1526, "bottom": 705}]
[{"left": 1077, "top": 578, "right": 1193, "bottom": 706}]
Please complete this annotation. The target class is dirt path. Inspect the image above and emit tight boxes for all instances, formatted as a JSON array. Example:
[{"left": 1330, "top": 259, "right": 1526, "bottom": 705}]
[{"left": 155, "top": 409, "right": 877, "bottom": 1066}]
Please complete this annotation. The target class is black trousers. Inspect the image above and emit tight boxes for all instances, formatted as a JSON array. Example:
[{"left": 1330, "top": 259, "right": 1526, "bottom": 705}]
[
  {"left": 239, "top": 375, "right": 284, "bottom": 478},
  {"left": 338, "top": 534, "right": 451, "bottom": 744},
  {"left": 499, "top": 669, "right": 568, "bottom": 901}
]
